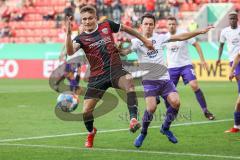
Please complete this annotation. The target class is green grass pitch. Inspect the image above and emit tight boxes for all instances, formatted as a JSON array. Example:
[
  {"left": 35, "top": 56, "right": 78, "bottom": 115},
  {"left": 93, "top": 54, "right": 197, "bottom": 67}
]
[{"left": 0, "top": 79, "right": 239, "bottom": 160}]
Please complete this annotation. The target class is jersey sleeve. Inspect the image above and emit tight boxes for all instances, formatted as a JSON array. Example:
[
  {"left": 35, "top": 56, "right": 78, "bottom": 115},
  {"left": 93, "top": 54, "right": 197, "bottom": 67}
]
[
  {"left": 107, "top": 19, "right": 121, "bottom": 33},
  {"left": 187, "top": 37, "right": 196, "bottom": 45},
  {"left": 72, "top": 35, "right": 82, "bottom": 47},
  {"left": 160, "top": 33, "right": 171, "bottom": 46},
  {"left": 219, "top": 29, "right": 226, "bottom": 43}
]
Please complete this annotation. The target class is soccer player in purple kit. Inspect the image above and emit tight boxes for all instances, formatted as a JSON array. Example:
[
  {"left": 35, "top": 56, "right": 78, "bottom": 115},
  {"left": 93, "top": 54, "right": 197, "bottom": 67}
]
[
  {"left": 165, "top": 16, "right": 215, "bottom": 120},
  {"left": 218, "top": 11, "right": 240, "bottom": 133},
  {"left": 54, "top": 53, "right": 82, "bottom": 95},
  {"left": 65, "top": 5, "right": 154, "bottom": 148},
  {"left": 119, "top": 13, "right": 213, "bottom": 147}
]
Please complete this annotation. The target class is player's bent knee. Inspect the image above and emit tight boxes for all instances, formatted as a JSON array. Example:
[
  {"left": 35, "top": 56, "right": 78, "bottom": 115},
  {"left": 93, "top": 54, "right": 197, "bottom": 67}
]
[
  {"left": 147, "top": 106, "right": 157, "bottom": 113},
  {"left": 172, "top": 100, "right": 180, "bottom": 109},
  {"left": 125, "top": 81, "right": 135, "bottom": 92}
]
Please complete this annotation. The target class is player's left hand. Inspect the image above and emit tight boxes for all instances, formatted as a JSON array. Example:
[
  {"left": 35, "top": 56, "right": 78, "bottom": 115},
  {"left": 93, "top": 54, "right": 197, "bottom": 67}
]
[
  {"left": 200, "top": 26, "right": 215, "bottom": 34},
  {"left": 143, "top": 40, "right": 154, "bottom": 50},
  {"left": 201, "top": 61, "right": 209, "bottom": 71},
  {"left": 229, "top": 72, "right": 235, "bottom": 81}
]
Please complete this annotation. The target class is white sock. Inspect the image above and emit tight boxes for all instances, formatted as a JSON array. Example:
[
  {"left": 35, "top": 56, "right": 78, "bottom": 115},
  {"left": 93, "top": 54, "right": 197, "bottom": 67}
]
[{"left": 234, "top": 125, "right": 240, "bottom": 129}]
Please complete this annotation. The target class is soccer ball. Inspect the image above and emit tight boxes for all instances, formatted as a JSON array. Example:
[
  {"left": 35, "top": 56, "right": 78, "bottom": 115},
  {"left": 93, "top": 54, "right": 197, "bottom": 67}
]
[{"left": 56, "top": 93, "right": 79, "bottom": 112}]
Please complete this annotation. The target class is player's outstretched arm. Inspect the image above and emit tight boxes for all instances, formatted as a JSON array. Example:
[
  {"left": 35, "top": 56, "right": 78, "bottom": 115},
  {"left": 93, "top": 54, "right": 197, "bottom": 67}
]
[
  {"left": 192, "top": 42, "right": 209, "bottom": 71},
  {"left": 65, "top": 16, "right": 75, "bottom": 55},
  {"left": 120, "top": 25, "right": 154, "bottom": 50},
  {"left": 229, "top": 53, "right": 240, "bottom": 81},
  {"left": 169, "top": 26, "right": 214, "bottom": 42},
  {"left": 216, "top": 43, "right": 224, "bottom": 66},
  {"left": 65, "top": 16, "right": 81, "bottom": 55}
]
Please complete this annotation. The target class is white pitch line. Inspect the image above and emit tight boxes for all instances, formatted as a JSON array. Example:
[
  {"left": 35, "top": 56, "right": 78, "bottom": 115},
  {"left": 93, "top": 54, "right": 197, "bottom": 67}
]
[
  {"left": 0, "top": 143, "right": 239, "bottom": 159},
  {"left": 0, "top": 119, "right": 233, "bottom": 143}
]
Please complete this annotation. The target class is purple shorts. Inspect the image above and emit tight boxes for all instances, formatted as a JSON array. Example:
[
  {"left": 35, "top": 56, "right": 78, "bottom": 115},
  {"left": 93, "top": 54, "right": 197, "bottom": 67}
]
[
  {"left": 230, "top": 61, "right": 240, "bottom": 94},
  {"left": 142, "top": 79, "right": 177, "bottom": 99},
  {"left": 230, "top": 61, "right": 240, "bottom": 76},
  {"left": 168, "top": 65, "right": 196, "bottom": 86}
]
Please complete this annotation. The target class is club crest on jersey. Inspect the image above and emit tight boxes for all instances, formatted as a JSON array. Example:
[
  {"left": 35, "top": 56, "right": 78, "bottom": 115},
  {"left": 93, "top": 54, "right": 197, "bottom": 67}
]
[{"left": 102, "top": 28, "right": 108, "bottom": 34}]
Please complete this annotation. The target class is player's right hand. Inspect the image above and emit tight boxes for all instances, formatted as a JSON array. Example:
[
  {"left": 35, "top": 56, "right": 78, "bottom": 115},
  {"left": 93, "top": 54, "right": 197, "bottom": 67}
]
[
  {"left": 66, "top": 16, "right": 72, "bottom": 34},
  {"left": 229, "top": 72, "right": 235, "bottom": 81},
  {"left": 200, "top": 26, "right": 214, "bottom": 34},
  {"left": 216, "top": 59, "right": 221, "bottom": 66}
]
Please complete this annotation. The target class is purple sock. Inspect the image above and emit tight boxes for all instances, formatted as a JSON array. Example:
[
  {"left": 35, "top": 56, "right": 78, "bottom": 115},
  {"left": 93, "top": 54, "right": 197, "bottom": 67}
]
[
  {"left": 162, "top": 106, "right": 179, "bottom": 130},
  {"left": 141, "top": 110, "right": 153, "bottom": 135},
  {"left": 195, "top": 89, "right": 207, "bottom": 113},
  {"left": 237, "top": 80, "right": 240, "bottom": 94},
  {"left": 164, "top": 99, "right": 171, "bottom": 109},
  {"left": 234, "top": 111, "right": 240, "bottom": 126}
]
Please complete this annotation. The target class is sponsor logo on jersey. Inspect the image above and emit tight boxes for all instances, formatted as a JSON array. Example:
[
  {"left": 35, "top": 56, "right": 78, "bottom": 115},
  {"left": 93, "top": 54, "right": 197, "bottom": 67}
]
[
  {"left": 85, "top": 38, "right": 95, "bottom": 42},
  {"left": 89, "top": 36, "right": 112, "bottom": 49},
  {"left": 232, "top": 38, "right": 240, "bottom": 45},
  {"left": 102, "top": 28, "right": 108, "bottom": 34},
  {"left": 170, "top": 45, "right": 179, "bottom": 52},
  {"left": 147, "top": 50, "right": 158, "bottom": 58}
]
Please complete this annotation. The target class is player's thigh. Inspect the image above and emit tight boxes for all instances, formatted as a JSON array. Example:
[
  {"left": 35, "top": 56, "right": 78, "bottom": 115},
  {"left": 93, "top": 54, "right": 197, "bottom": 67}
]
[
  {"left": 83, "top": 98, "right": 99, "bottom": 113},
  {"left": 166, "top": 92, "right": 180, "bottom": 109},
  {"left": 116, "top": 73, "right": 135, "bottom": 92},
  {"left": 145, "top": 96, "right": 157, "bottom": 113},
  {"left": 168, "top": 68, "right": 181, "bottom": 86}
]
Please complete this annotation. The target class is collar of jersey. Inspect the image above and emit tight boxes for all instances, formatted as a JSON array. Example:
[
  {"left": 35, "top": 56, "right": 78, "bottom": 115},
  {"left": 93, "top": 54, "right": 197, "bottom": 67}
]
[{"left": 84, "top": 24, "right": 99, "bottom": 34}]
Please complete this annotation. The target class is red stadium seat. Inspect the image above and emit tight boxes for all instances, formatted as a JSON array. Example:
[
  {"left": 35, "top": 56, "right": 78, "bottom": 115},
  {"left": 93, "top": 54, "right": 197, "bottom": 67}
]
[
  {"left": 235, "top": 3, "right": 240, "bottom": 10},
  {"left": 34, "top": 29, "right": 42, "bottom": 37},
  {"left": 54, "top": 6, "right": 65, "bottom": 13},
  {"left": 189, "top": 3, "right": 198, "bottom": 11},
  {"left": 42, "top": 21, "right": 56, "bottom": 29},
  {"left": 49, "top": 29, "right": 59, "bottom": 37},
  {"left": 229, "top": 0, "right": 238, "bottom": 3},
  {"left": 0, "top": 37, "right": 10, "bottom": 43},
  {"left": 18, "top": 37, "right": 28, "bottom": 43},
  {"left": 34, "top": 37, "right": 43, "bottom": 43},
  {"left": 180, "top": 3, "right": 190, "bottom": 12},
  {"left": 23, "top": 7, "right": 38, "bottom": 14},
  {"left": 24, "top": 14, "right": 43, "bottom": 21}
]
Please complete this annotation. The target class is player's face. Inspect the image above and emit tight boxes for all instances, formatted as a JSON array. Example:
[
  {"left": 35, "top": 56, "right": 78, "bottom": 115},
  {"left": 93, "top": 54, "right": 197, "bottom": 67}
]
[
  {"left": 229, "top": 14, "right": 238, "bottom": 28},
  {"left": 141, "top": 18, "right": 155, "bottom": 36},
  {"left": 167, "top": 20, "right": 177, "bottom": 34},
  {"left": 81, "top": 12, "right": 97, "bottom": 32}
]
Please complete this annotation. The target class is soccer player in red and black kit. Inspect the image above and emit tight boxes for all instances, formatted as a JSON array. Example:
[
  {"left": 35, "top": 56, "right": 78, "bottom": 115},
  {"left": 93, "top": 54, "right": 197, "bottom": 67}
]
[{"left": 65, "top": 5, "right": 154, "bottom": 148}]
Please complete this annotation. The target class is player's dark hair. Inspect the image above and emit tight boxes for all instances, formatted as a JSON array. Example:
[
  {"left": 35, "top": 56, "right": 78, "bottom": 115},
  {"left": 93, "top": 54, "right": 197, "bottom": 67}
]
[
  {"left": 80, "top": 5, "right": 96, "bottom": 15},
  {"left": 167, "top": 16, "right": 177, "bottom": 22},
  {"left": 141, "top": 13, "right": 156, "bottom": 25}
]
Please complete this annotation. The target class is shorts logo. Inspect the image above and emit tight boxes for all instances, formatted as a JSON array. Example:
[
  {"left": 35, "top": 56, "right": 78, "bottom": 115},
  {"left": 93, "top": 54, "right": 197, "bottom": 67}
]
[
  {"left": 102, "top": 28, "right": 108, "bottom": 34},
  {"left": 190, "top": 69, "right": 196, "bottom": 76}
]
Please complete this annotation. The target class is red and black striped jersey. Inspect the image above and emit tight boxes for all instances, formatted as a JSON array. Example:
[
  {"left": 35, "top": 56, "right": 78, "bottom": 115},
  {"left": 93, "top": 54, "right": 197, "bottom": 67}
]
[{"left": 73, "top": 20, "right": 122, "bottom": 78}]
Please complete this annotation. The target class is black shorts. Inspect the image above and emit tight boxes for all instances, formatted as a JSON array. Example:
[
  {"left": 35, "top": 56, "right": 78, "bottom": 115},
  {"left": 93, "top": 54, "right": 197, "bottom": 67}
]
[{"left": 84, "top": 66, "right": 129, "bottom": 99}]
